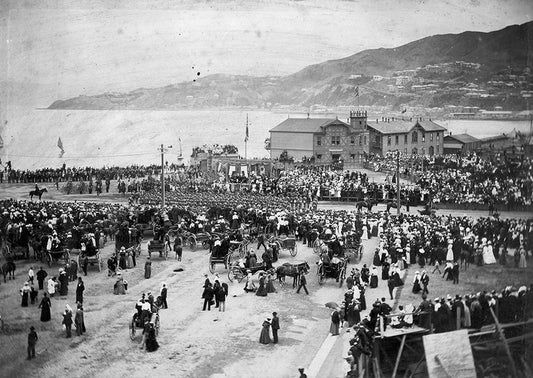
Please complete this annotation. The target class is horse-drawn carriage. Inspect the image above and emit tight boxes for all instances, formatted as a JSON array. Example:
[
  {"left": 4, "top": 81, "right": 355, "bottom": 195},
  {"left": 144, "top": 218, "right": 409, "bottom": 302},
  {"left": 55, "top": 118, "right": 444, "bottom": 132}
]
[
  {"left": 343, "top": 233, "right": 363, "bottom": 263},
  {"left": 185, "top": 232, "right": 212, "bottom": 251},
  {"left": 209, "top": 246, "right": 231, "bottom": 274},
  {"left": 275, "top": 261, "right": 310, "bottom": 288},
  {"left": 130, "top": 309, "right": 160, "bottom": 341},
  {"left": 316, "top": 255, "right": 348, "bottom": 287},
  {"left": 1, "top": 236, "right": 29, "bottom": 260},
  {"left": 45, "top": 245, "right": 70, "bottom": 268},
  {"left": 77, "top": 234, "right": 103, "bottom": 272},
  {"left": 227, "top": 261, "right": 272, "bottom": 283},
  {"left": 147, "top": 238, "right": 170, "bottom": 260},
  {"left": 268, "top": 235, "right": 297, "bottom": 257}
]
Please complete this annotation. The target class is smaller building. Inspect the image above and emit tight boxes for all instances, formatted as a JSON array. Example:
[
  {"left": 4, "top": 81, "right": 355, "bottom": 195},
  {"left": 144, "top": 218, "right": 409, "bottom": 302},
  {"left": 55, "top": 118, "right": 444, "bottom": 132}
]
[
  {"left": 443, "top": 133, "right": 481, "bottom": 154},
  {"left": 366, "top": 118, "right": 446, "bottom": 156}
]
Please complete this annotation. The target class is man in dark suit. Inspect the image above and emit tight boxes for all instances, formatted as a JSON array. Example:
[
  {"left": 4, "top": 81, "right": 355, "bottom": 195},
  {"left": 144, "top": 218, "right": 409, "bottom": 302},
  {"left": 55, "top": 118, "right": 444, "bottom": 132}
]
[
  {"left": 271, "top": 312, "right": 280, "bottom": 344},
  {"left": 296, "top": 269, "right": 308, "bottom": 295}
]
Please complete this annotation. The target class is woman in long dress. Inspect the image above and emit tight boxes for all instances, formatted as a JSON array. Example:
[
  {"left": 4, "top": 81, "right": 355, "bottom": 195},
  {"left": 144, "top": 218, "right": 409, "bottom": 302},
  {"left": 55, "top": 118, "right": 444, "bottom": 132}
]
[
  {"left": 114, "top": 274, "right": 127, "bottom": 295},
  {"left": 244, "top": 271, "right": 256, "bottom": 293},
  {"left": 330, "top": 309, "right": 340, "bottom": 336},
  {"left": 39, "top": 292, "right": 51, "bottom": 322},
  {"left": 144, "top": 257, "right": 152, "bottom": 279},
  {"left": 518, "top": 245, "right": 527, "bottom": 268},
  {"left": 412, "top": 271, "right": 421, "bottom": 294},
  {"left": 266, "top": 274, "right": 276, "bottom": 293},
  {"left": 482, "top": 240, "right": 497, "bottom": 265},
  {"left": 20, "top": 282, "right": 30, "bottom": 307},
  {"left": 146, "top": 324, "right": 159, "bottom": 352},
  {"left": 369, "top": 266, "right": 378, "bottom": 288},
  {"left": 75, "top": 304, "right": 86, "bottom": 336},
  {"left": 259, "top": 319, "right": 272, "bottom": 344},
  {"left": 256, "top": 273, "right": 267, "bottom": 297},
  {"left": 58, "top": 270, "right": 68, "bottom": 296}
]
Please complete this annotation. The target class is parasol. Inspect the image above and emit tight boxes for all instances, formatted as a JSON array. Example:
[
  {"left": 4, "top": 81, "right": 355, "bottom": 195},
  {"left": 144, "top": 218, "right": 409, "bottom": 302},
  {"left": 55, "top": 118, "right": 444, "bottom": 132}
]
[{"left": 325, "top": 302, "right": 339, "bottom": 309}]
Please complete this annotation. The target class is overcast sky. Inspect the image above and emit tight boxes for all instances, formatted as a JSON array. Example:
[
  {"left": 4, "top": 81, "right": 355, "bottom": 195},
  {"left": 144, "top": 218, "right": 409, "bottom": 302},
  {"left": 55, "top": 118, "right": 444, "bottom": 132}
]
[{"left": 1, "top": 0, "right": 531, "bottom": 107}]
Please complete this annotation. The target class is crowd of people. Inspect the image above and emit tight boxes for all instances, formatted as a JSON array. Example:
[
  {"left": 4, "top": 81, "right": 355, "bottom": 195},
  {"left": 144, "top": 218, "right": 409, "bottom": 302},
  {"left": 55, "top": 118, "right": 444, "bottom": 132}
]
[{"left": 367, "top": 151, "right": 533, "bottom": 207}]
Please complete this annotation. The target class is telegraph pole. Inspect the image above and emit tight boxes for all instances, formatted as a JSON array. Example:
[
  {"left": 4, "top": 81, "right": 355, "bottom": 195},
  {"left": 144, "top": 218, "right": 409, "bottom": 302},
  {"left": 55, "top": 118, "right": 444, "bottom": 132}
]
[{"left": 396, "top": 150, "right": 401, "bottom": 215}]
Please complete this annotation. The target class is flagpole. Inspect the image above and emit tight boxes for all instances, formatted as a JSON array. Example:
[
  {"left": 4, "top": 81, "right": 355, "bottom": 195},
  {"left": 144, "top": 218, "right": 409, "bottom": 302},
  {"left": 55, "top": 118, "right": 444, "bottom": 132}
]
[{"left": 245, "top": 114, "right": 248, "bottom": 160}]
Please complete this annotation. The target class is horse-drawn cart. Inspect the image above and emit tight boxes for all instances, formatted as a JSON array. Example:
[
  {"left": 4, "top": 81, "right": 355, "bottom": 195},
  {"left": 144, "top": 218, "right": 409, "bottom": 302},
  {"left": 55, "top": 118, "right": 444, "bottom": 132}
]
[
  {"left": 130, "top": 311, "right": 160, "bottom": 341},
  {"left": 343, "top": 233, "right": 363, "bottom": 263},
  {"left": 186, "top": 232, "right": 212, "bottom": 251},
  {"left": 147, "top": 238, "right": 169, "bottom": 260},
  {"left": 269, "top": 235, "right": 297, "bottom": 257},
  {"left": 46, "top": 247, "right": 70, "bottom": 268},
  {"left": 317, "top": 256, "right": 348, "bottom": 287},
  {"left": 227, "top": 261, "right": 271, "bottom": 283}
]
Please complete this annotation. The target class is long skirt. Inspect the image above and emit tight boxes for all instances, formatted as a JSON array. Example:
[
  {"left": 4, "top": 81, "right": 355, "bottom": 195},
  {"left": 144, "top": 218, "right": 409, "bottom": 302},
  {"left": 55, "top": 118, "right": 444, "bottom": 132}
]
[
  {"left": 330, "top": 322, "right": 340, "bottom": 335},
  {"left": 370, "top": 275, "right": 378, "bottom": 288},
  {"left": 259, "top": 327, "right": 271, "bottom": 344}
]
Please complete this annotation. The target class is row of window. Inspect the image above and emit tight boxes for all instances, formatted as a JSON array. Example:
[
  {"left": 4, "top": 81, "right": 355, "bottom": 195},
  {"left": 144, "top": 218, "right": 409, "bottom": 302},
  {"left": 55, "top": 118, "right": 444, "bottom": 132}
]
[
  {"left": 317, "top": 135, "right": 368, "bottom": 146},
  {"left": 383, "top": 131, "right": 441, "bottom": 146}
]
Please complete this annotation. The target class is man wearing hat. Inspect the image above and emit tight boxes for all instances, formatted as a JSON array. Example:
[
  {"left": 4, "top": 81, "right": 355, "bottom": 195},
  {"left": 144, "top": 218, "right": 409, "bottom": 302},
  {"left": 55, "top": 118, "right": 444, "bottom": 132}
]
[
  {"left": 298, "top": 368, "right": 307, "bottom": 378},
  {"left": 27, "top": 326, "right": 38, "bottom": 360}
]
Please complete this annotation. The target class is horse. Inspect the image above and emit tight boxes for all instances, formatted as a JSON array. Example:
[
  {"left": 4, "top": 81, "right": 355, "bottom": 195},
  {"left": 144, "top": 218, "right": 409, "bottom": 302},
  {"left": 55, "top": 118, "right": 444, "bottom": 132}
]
[
  {"left": 1, "top": 260, "right": 16, "bottom": 283},
  {"left": 276, "top": 262, "right": 310, "bottom": 288},
  {"left": 386, "top": 200, "right": 410, "bottom": 213},
  {"left": 355, "top": 199, "right": 375, "bottom": 212},
  {"left": 29, "top": 188, "right": 48, "bottom": 201}
]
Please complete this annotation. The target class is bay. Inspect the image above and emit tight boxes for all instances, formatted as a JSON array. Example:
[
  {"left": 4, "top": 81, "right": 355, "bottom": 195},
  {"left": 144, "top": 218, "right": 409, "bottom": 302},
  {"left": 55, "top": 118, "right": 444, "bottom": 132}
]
[{"left": 2, "top": 108, "right": 530, "bottom": 169}]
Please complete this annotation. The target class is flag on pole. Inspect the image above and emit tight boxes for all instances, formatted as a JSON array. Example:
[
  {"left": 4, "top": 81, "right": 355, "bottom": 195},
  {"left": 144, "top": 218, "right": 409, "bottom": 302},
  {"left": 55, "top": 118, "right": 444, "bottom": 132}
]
[
  {"left": 354, "top": 86, "right": 359, "bottom": 97},
  {"left": 57, "top": 137, "right": 64, "bottom": 158}
]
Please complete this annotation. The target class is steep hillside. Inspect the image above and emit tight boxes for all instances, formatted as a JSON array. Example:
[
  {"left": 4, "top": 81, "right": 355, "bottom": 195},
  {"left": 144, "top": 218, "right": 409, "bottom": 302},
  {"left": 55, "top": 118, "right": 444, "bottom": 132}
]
[{"left": 48, "top": 21, "right": 533, "bottom": 110}]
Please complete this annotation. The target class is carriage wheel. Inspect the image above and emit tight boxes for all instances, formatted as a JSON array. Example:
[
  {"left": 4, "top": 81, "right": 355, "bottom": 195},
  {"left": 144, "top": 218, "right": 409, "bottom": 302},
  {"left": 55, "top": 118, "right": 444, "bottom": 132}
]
[
  {"left": 289, "top": 243, "right": 297, "bottom": 257},
  {"left": 209, "top": 257, "right": 215, "bottom": 274},
  {"left": 227, "top": 266, "right": 235, "bottom": 282},
  {"left": 129, "top": 320, "right": 136, "bottom": 340},
  {"left": 46, "top": 253, "right": 52, "bottom": 267},
  {"left": 225, "top": 253, "right": 231, "bottom": 269}
]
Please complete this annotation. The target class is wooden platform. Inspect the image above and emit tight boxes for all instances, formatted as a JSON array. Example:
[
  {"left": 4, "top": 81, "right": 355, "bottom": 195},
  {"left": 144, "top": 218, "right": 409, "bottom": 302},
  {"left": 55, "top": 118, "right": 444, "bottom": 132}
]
[
  {"left": 380, "top": 325, "right": 428, "bottom": 339},
  {"left": 423, "top": 329, "right": 476, "bottom": 378}
]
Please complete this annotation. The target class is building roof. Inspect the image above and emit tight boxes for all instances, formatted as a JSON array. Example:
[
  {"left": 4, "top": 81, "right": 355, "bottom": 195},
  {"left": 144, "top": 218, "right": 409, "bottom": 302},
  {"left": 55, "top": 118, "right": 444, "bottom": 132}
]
[
  {"left": 366, "top": 120, "right": 414, "bottom": 134},
  {"left": 367, "top": 119, "right": 446, "bottom": 135},
  {"left": 416, "top": 120, "right": 447, "bottom": 132},
  {"left": 444, "top": 133, "right": 479, "bottom": 144},
  {"left": 270, "top": 118, "right": 348, "bottom": 133}
]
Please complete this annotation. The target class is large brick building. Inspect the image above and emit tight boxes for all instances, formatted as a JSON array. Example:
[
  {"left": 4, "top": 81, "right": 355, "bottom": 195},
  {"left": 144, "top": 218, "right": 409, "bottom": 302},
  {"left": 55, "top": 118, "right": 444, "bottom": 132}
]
[
  {"left": 269, "top": 111, "right": 369, "bottom": 164},
  {"left": 366, "top": 117, "right": 446, "bottom": 156}
]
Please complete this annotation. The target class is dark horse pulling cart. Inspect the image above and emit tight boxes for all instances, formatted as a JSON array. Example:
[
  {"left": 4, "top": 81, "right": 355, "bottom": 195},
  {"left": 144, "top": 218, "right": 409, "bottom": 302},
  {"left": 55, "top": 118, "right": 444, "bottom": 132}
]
[{"left": 275, "top": 261, "right": 310, "bottom": 288}]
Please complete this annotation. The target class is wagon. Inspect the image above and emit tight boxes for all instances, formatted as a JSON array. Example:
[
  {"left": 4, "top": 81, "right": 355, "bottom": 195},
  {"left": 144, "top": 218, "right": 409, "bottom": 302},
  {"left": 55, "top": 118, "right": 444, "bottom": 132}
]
[
  {"left": 227, "top": 261, "right": 270, "bottom": 283},
  {"left": 343, "top": 233, "right": 363, "bottom": 263},
  {"left": 130, "top": 311, "right": 160, "bottom": 341},
  {"left": 147, "top": 239, "right": 169, "bottom": 260},
  {"left": 316, "top": 256, "right": 348, "bottom": 287},
  {"left": 78, "top": 250, "right": 103, "bottom": 272},
  {"left": 209, "top": 245, "right": 231, "bottom": 273},
  {"left": 269, "top": 235, "right": 297, "bottom": 257},
  {"left": 187, "top": 232, "right": 212, "bottom": 251},
  {"left": 46, "top": 247, "right": 70, "bottom": 268}
]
